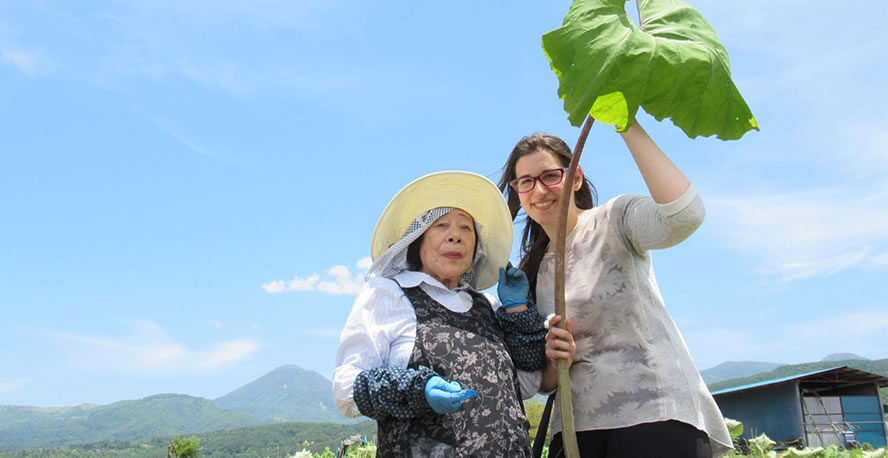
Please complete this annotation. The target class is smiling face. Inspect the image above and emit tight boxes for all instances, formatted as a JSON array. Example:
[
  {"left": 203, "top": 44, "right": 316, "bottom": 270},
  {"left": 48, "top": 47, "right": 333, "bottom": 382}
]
[
  {"left": 418, "top": 209, "right": 476, "bottom": 289},
  {"left": 514, "top": 149, "right": 583, "bottom": 237}
]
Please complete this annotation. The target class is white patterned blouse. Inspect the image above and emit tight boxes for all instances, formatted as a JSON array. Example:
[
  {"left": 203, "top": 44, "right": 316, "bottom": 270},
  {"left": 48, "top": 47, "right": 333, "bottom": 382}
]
[{"left": 535, "top": 184, "right": 733, "bottom": 456}]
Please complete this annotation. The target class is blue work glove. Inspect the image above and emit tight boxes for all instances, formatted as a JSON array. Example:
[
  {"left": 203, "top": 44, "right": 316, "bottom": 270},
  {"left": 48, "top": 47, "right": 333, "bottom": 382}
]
[
  {"left": 498, "top": 262, "right": 529, "bottom": 309},
  {"left": 424, "top": 375, "right": 477, "bottom": 414}
]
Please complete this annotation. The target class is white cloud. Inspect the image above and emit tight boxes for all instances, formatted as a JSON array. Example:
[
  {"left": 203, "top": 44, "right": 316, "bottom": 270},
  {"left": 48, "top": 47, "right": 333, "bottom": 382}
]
[
  {"left": 0, "top": 2, "right": 356, "bottom": 95},
  {"left": 872, "top": 251, "right": 888, "bottom": 267},
  {"left": 0, "top": 378, "right": 28, "bottom": 393},
  {"left": 144, "top": 114, "right": 247, "bottom": 165},
  {"left": 317, "top": 264, "right": 363, "bottom": 295},
  {"left": 261, "top": 280, "right": 286, "bottom": 293},
  {"left": 788, "top": 311, "right": 888, "bottom": 339},
  {"left": 694, "top": 1, "right": 885, "bottom": 103},
  {"left": 356, "top": 257, "right": 372, "bottom": 270},
  {"left": 264, "top": 258, "right": 369, "bottom": 296},
  {"left": 688, "top": 309, "right": 888, "bottom": 370},
  {"left": 686, "top": 2, "right": 887, "bottom": 278},
  {"left": 837, "top": 118, "right": 888, "bottom": 178},
  {"left": 701, "top": 55, "right": 888, "bottom": 282},
  {"left": 262, "top": 273, "right": 320, "bottom": 293},
  {"left": 288, "top": 273, "right": 321, "bottom": 290},
  {"left": 56, "top": 320, "right": 260, "bottom": 373},
  {"left": 708, "top": 185, "right": 888, "bottom": 281},
  {"left": 327, "top": 265, "right": 350, "bottom": 277},
  {"left": 200, "top": 339, "right": 258, "bottom": 368},
  {"left": 0, "top": 46, "right": 42, "bottom": 75},
  {"left": 769, "top": 249, "right": 869, "bottom": 283},
  {"left": 688, "top": 2, "right": 888, "bottom": 171},
  {"left": 170, "top": 57, "right": 356, "bottom": 97}
]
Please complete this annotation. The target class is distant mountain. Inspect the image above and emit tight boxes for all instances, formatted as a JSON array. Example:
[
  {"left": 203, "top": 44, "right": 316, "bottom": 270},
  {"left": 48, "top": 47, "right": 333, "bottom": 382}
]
[
  {"left": 0, "top": 394, "right": 260, "bottom": 450},
  {"left": 0, "top": 364, "right": 359, "bottom": 450},
  {"left": 214, "top": 364, "right": 353, "bottom": 424},
  {"left": 821, "top": 352, "right": 869, "bottom": 361},
  {"left": 0, "top": 404, "right": 100, "bottom": 429},
  {"left": 700, "top": 361, "right": 785, "bottom": 384}
]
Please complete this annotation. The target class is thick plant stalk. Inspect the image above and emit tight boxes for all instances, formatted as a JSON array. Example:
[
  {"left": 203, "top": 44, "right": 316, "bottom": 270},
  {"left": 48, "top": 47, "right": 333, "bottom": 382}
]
[{"left": 554, "top": 115, "right": 594, "bottom": 458}]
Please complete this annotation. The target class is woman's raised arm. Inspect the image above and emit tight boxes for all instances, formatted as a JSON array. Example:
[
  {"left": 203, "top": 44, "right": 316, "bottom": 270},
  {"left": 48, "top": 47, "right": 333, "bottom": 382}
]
[{"left": 620, "top": 122, "right": 691, "bottom": 204}]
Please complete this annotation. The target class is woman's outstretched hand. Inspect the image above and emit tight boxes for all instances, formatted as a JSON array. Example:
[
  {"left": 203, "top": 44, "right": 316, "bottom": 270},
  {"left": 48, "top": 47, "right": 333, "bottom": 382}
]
[
  {"left": 545, "top": 315, "right": 576, "bottom": 367},
  {"left": 424, "top": 376, "right": 477, "bottom": 414}
]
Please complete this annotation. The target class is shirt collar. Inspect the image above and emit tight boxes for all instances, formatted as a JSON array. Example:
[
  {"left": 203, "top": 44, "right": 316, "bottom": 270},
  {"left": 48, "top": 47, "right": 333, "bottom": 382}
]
[{"left": 392, "top": 270, "right": 470, "bottom": 291}]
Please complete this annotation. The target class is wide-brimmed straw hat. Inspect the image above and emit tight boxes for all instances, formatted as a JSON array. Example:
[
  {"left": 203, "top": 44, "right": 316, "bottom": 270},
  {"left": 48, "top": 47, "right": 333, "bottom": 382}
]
[{"left": 370, "top": 171, "right": 513, "bottom": 290}]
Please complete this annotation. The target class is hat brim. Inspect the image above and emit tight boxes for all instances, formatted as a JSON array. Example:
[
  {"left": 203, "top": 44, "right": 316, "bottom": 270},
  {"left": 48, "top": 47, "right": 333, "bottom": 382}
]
[{"left": 370, "top": 171, "right": 513, "bottom": 290}]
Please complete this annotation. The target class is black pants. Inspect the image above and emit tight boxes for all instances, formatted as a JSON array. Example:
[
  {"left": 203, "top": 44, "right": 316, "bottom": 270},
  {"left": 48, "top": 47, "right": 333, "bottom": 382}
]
[{"left": 549, "top": 420, "right": 712, "bottom": 458}]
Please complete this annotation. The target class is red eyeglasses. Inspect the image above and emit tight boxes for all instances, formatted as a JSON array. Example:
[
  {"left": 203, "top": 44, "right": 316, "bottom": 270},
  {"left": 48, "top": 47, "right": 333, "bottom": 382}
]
[{"left": 508, "top": 168, "right": 567, "bottom": 193}]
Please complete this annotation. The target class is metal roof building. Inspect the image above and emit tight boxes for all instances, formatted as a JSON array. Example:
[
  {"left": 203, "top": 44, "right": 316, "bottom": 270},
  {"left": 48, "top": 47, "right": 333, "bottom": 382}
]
[{"left": 711, "top": 366, "right": 888, "bottom": 448}]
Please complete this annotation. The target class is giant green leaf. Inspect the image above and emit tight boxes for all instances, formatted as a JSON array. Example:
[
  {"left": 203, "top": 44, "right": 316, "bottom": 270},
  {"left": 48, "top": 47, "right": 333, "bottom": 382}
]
[{"left": 542, "top": 0, "right": 758, "bottom": 140}]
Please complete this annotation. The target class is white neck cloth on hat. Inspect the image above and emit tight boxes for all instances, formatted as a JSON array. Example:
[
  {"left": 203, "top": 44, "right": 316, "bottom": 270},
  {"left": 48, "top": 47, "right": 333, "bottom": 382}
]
[{"left": 365, "top": 207, "right": 488, "bottom": 289}]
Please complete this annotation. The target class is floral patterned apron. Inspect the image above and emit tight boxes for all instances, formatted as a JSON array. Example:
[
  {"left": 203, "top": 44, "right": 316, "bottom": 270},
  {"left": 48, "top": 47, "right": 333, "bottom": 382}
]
[{"left": 377, "top": 285, "right": 532, "bottom": 457}]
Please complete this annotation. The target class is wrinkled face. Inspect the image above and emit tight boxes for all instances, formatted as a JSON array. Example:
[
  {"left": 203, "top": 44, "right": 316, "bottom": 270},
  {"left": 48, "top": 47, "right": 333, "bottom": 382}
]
[
  {"left": 514, "top": 150, "right": 580, "bottom": 230},
  {"left": 419, "top": 209, "right": 476, "bottom": 289}
]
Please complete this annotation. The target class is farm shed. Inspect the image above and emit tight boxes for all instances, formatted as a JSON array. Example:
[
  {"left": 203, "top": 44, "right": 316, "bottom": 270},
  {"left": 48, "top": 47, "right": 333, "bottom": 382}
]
[{"left": 711, "top": 366, "right": 888, "bottom": 448}]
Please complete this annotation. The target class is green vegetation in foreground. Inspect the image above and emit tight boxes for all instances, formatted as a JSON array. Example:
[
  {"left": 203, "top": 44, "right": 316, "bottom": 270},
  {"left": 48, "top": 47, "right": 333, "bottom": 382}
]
[
  {"left": 707, "top": 359, "right": 888, "bottom": 405},
  {"left": 524, "top": 397, "right": 550, "bottom": 449},
  {"left": 0, "top": 420, "right": 377, "bottom": 457},
  {"left": 3, "top": 412, "right": 884, "bottom": 457},
  {"left": 722, "top": 419, "right": 887, "bottom": 458}
]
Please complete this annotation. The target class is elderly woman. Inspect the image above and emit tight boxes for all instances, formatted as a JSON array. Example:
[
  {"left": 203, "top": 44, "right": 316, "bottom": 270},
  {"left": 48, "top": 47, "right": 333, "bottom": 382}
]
[{"left": 333, "top": 171, "right": 553, "bottom": 457}]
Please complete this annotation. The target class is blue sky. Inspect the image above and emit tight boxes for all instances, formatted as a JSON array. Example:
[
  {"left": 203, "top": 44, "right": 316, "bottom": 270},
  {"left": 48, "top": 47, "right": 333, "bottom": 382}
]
[{"left": 1, "top": 1, "right": 886, "bottom": 407}]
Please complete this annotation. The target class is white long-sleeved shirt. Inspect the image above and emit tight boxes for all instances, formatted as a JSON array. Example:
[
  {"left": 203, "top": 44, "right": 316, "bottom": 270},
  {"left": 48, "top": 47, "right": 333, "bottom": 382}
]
[{"left": 333, "top": 270, "right": 542, "bottom": 418}]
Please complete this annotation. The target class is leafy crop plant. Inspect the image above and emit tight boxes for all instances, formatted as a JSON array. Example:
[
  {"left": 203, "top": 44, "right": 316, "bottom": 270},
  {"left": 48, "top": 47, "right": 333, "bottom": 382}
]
[{"left": 543, "top": 0, "right": 759, "bottom": 140}]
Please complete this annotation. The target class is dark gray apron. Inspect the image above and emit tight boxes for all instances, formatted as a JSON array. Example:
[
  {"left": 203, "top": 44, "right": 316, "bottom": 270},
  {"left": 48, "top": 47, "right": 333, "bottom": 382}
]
[{"left": 377, "top": 285, "right": 532, "bottom": 457}]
